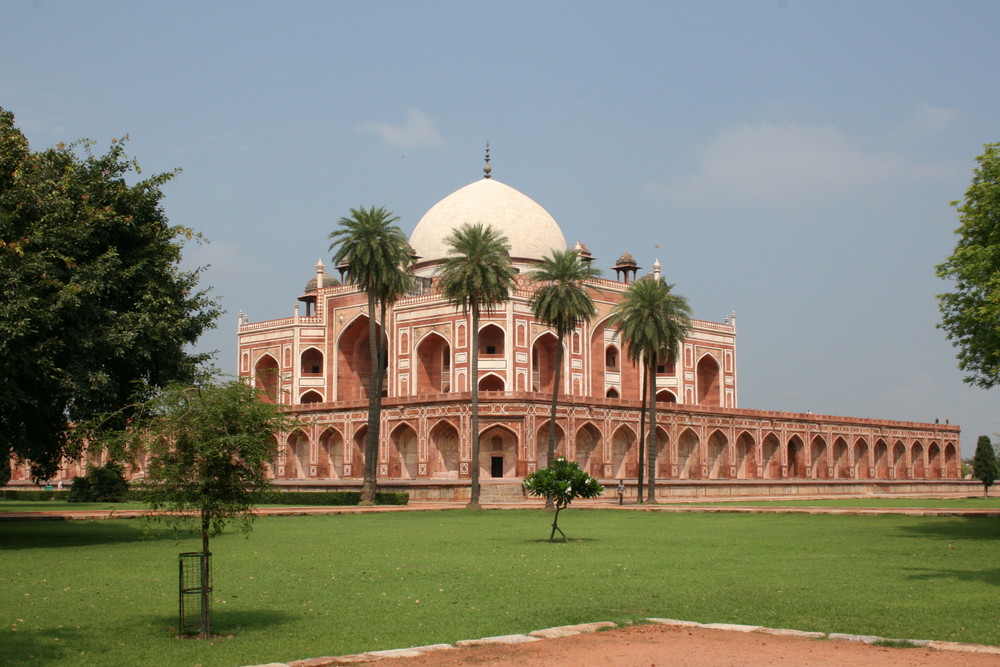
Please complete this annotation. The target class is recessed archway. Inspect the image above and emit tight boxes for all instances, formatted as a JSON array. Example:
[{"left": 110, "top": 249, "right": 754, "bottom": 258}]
[
  {"left": 575, "top": 423, "right": 602, "bottom": 476},
  {"left": 479, "top": 374, "right": 505, "bottom": 392},
  {"left": 531, "top": 332, "right": 559, "bottom": 394},
  {"left": 678, "top": 428, "right": 700, "bottom": 479},
  {"left": 254, "top": 354, "right": 279, "bottom": 404},
  {"left": 416, "top": 333, "right": 451, "bottom": 395},
  {"left": 735, "top": 431, "right": 756, "bottom": 479},
  {"left": 480, "top": 424, "right": 518, "bottom": 479},
  {"left": 536, "top": 421, "right": 566, "bottom": 469},
  {"left": 389, "top": 423, "right": 419, "bottom": 479},
  {"left": 319, "top": 428, "right": 343, "bottom": 479},
  {"left": 611, "top": 425, "right": 637, "bottom": 479},
  {"left": 696, "top": 354, "right": 721, "bottom": 407}
]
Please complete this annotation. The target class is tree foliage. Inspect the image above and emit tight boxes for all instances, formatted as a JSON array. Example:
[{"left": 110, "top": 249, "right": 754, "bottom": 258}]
[
  {"left": 937, "top": 142, "right": 1000, "bottom": 388},
  {"left": 0, "top": 107, "right": 220, "bottom": 483},
  {"left": 529, "top": 250, "right": 601, "bottom": 470},
  {"left": 439, "top": 222, "right": 517, "bottom": 509},
  {"left": 972, "top": 435, "right": 998, "bottom": 498},
  {"left": 524, "top": 457, "right": 604, "bottom": 541},
  {"left": 328, "top": 206, "right": 414, "bottom": 503},
  {"left": 117, "top": 380, "right": 294, "bottom": 552},
  {"left": 609, "top": 277, "right": 692, "bottom": 502}
]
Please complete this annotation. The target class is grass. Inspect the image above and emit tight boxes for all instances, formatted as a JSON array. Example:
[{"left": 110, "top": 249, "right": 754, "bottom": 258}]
[
  {"left": 657, "top": 497, "right": 1000, "bottom": 509},
  {"left": 2, "top": 508, "right": 999, "bottom": 666}
]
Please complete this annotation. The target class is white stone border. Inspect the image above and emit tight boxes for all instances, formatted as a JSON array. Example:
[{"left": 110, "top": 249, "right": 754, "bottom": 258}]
[{"left": 248, "top": 618, "right": 1000, "bottom": 666}]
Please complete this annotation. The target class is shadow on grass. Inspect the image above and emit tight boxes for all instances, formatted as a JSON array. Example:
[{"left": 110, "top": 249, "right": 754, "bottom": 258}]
[
  {"left": 0, "top": 520, "right": 181, "bottom": 551},
  {"left": 142, "top": 608, "right": 299, "bottom": 636},
  {"left": 903, "top": 566, "right": 1000, "bottom": 587},
  {"left": 4, "top": 625, "right": 90, "bottom": 665},
  {"left": 894, "top": 517, "right": 1000, "bottom": 542}
]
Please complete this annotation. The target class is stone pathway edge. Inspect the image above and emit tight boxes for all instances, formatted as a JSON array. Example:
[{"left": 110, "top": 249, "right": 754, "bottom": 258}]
[{"left": 245, "top": 618, "right": 1000, "bottom": 666}]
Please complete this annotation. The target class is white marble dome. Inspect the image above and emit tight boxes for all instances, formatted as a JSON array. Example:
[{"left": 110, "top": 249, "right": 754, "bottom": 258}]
[{"left": 408, "top": 178, "right": 567, "bottom": 268}]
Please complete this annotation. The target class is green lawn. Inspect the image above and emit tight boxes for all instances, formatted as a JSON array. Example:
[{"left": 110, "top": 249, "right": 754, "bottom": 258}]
[
  {"left": 659, "top": 497, "right": 1000, "bottom": 509},
  {"left": 2, "top": 508, "right": 999, "bottom": 666}
]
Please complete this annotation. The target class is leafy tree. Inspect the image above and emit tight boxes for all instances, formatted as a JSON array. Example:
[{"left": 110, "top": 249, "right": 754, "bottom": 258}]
[
  {"left": 0, "top": 107, "right": 219, "bottom": 484},
  {"left": 112, "top": 379, "right": 294, "bottom": 637},
  {"left": 439, "top": 222, "right": 517, "bottom": 509},
  {"left": 529, "top": 249, "right": 601, "bottom": 473},
  {"left": 937, "top": 142, "right": 1000, "bottom": 388},
  {"left": 610, "top": 277, "right": 692, "bottom": 502},
  {"left": 972, "top": 435, "right": 998, "bottom": 498},
  {"left": 67, "top": 462, "right": 129, "bottom": 503},
  {"left": 523, "top": 457, "right": 604, "bottom": 541},
  {"left": 328, "top": 206, "right": 414, "bottom": 504}
]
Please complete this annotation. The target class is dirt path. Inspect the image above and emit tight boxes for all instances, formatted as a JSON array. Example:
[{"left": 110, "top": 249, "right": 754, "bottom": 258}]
[{"left": 312, "top": 623, "right": 1000, "bottom": 667}]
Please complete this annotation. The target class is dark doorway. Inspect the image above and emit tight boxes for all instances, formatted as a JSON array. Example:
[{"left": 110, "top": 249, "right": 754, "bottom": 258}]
[{"left": 491, "top": 456, "right": 504, "bottom": 478}]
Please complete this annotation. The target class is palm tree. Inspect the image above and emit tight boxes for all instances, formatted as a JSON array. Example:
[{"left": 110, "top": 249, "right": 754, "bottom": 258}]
[
  {"left": 328, "top": 206, "right": 414, "bottom": 504},
  {"left": 529, "top": 249, "right": 601, "bottom": 470},
  {"left": 439, "top": 222, "right": 517, "bottom": 509},
  {"left": 610, "top": 276, "right": 691, "bottom": 503}
]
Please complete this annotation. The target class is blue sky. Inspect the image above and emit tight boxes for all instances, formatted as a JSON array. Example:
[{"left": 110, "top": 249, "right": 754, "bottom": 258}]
[{"left": 4, "top": 1, "right": 998, "bottom": 454}]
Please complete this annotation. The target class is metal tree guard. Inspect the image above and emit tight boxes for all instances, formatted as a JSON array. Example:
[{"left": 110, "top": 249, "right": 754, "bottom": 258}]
[{"left": 178, "top": 552, "right": 212, "bottom": 637}]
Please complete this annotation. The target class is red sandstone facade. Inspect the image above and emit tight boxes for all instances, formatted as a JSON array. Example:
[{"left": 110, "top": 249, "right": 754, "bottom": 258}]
[{"left": 232, "top": 172, "right": 960, "bottom": 492}]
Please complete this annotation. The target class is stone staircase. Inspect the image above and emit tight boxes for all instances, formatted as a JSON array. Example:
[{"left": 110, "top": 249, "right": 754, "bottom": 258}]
[{"left": 479, "top": 482, "right": 526, "bottom": 503}]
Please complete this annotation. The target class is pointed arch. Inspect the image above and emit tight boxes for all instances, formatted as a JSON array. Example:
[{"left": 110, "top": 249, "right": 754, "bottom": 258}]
[
  {"left": 611, "top": 424, "right": 637, "bottom": 479},
  {"left": 254, "top": 353, "right": 279, "bottom": 404},
  {"left": 656, "top": 389, "right": 677, "bottom": 403},
  {"left": 873, "top": 439, "right": 889, "bottom": 478},
  {"left": 854, "top": 438, "right": 871, "bottom": 479},
  {"left": 478, "top": 373, "right": 505, "bottom": 392},
  {"left": 531, "top": 330, "right": 560, "bottom": 394},
  {"left": 762, "top": 432, "right": 781, "bottom": 479},
  {"left": 696, "top": 353, "right": 721, "bottom": 407},
  {"left": 428, "top": 419, "right": 460, "bottom": 479},
  {"left": 415, "top": 331, "right": 452, "bottom": 395},
  {"left": 389, "top": 422, "right": 419, "bottom": 479},
  {"left": 911, "top": 441, "right": 925, "bottom": 479},
  {"left": 927, "top": 442, "right": 942, "bottom": 479},
  {"left": 480, "top": 423, "right": 519, "bottom": 479},
  {"left": 810, "top": 436, "right": 828, "bottom": 479},
  {"left": 707, "top": 429, "right": 729, "bottom": 479},
  {"left": 318, "top": 427, "right": 343, "bottom": 479},
  {"left": 336, "top": 314, "right": 387, "bottom": 401},
  {"left": 892, "top": 440, "right": 908, "bottom": 479},
  {"left": 832, "top": 437, "right": 849, "bottom": 478},
  {"left": 735, "top": 431, "right": 756, "bottom": 479},
  {"left": 478, "top": 323, "right": 505, "bottom": 357},
  {"left": 606, "top": 387, "right": 620, "bottom": 399},
  {"left": 300, "top": 346, "right": 323, "bottom": 376},
  {"left": 678, "top": 428, "right": 700, "bottom": 479},
  {"left": 575, "top": 422, "right": 602, "bottom": 476},
  {"left": 536, "top": 421, "right": 566, "bottom": 469},
  {"left": 944, "top": 443, "right": 959, "bottom": 478},
  {"left": 787, "top": 435, "right": 805, "bottom": 477},
  {"left": 285, "top": 429, "right": 310, "bottom": 479},
  {"left": 300, "top": 390, "right": 323, "bottom": 404}
]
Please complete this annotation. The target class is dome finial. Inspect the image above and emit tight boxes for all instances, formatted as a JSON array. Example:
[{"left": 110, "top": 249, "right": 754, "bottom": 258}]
[{"left": 483, "top": 141, "right": 492, "bottom": 179}]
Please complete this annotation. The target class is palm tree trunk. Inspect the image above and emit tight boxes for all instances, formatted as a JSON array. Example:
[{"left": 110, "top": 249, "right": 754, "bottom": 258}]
[
  {"left": 361, "top": 291, "right": 380, "bottom": 504},
  {"left": 544, "top": 333, "right": 565, "bottom": 511},
  {"left": 646, "top": 360, "right": 658, "bottom": 503},
  {"left": 467, "top": 309, "right": 481, "bottom": 509},
  {"left": 637, "top": 363, "right": 646, "bottom": 503}
]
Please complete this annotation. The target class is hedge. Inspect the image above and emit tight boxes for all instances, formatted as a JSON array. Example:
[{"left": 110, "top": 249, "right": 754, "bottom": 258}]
[{"left": 2, "top": 488, "right": 409, "bottom": 506}]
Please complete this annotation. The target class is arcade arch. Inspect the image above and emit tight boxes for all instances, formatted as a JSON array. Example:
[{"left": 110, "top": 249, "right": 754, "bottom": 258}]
[{"left": 480, "top": 424, "right": 518, "bottom": 479}]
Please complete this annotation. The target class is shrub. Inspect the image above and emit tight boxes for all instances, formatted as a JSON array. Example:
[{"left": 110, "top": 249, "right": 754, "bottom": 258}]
[{"left": 68, "top": 463, "right": 129, "bottom": 502}]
